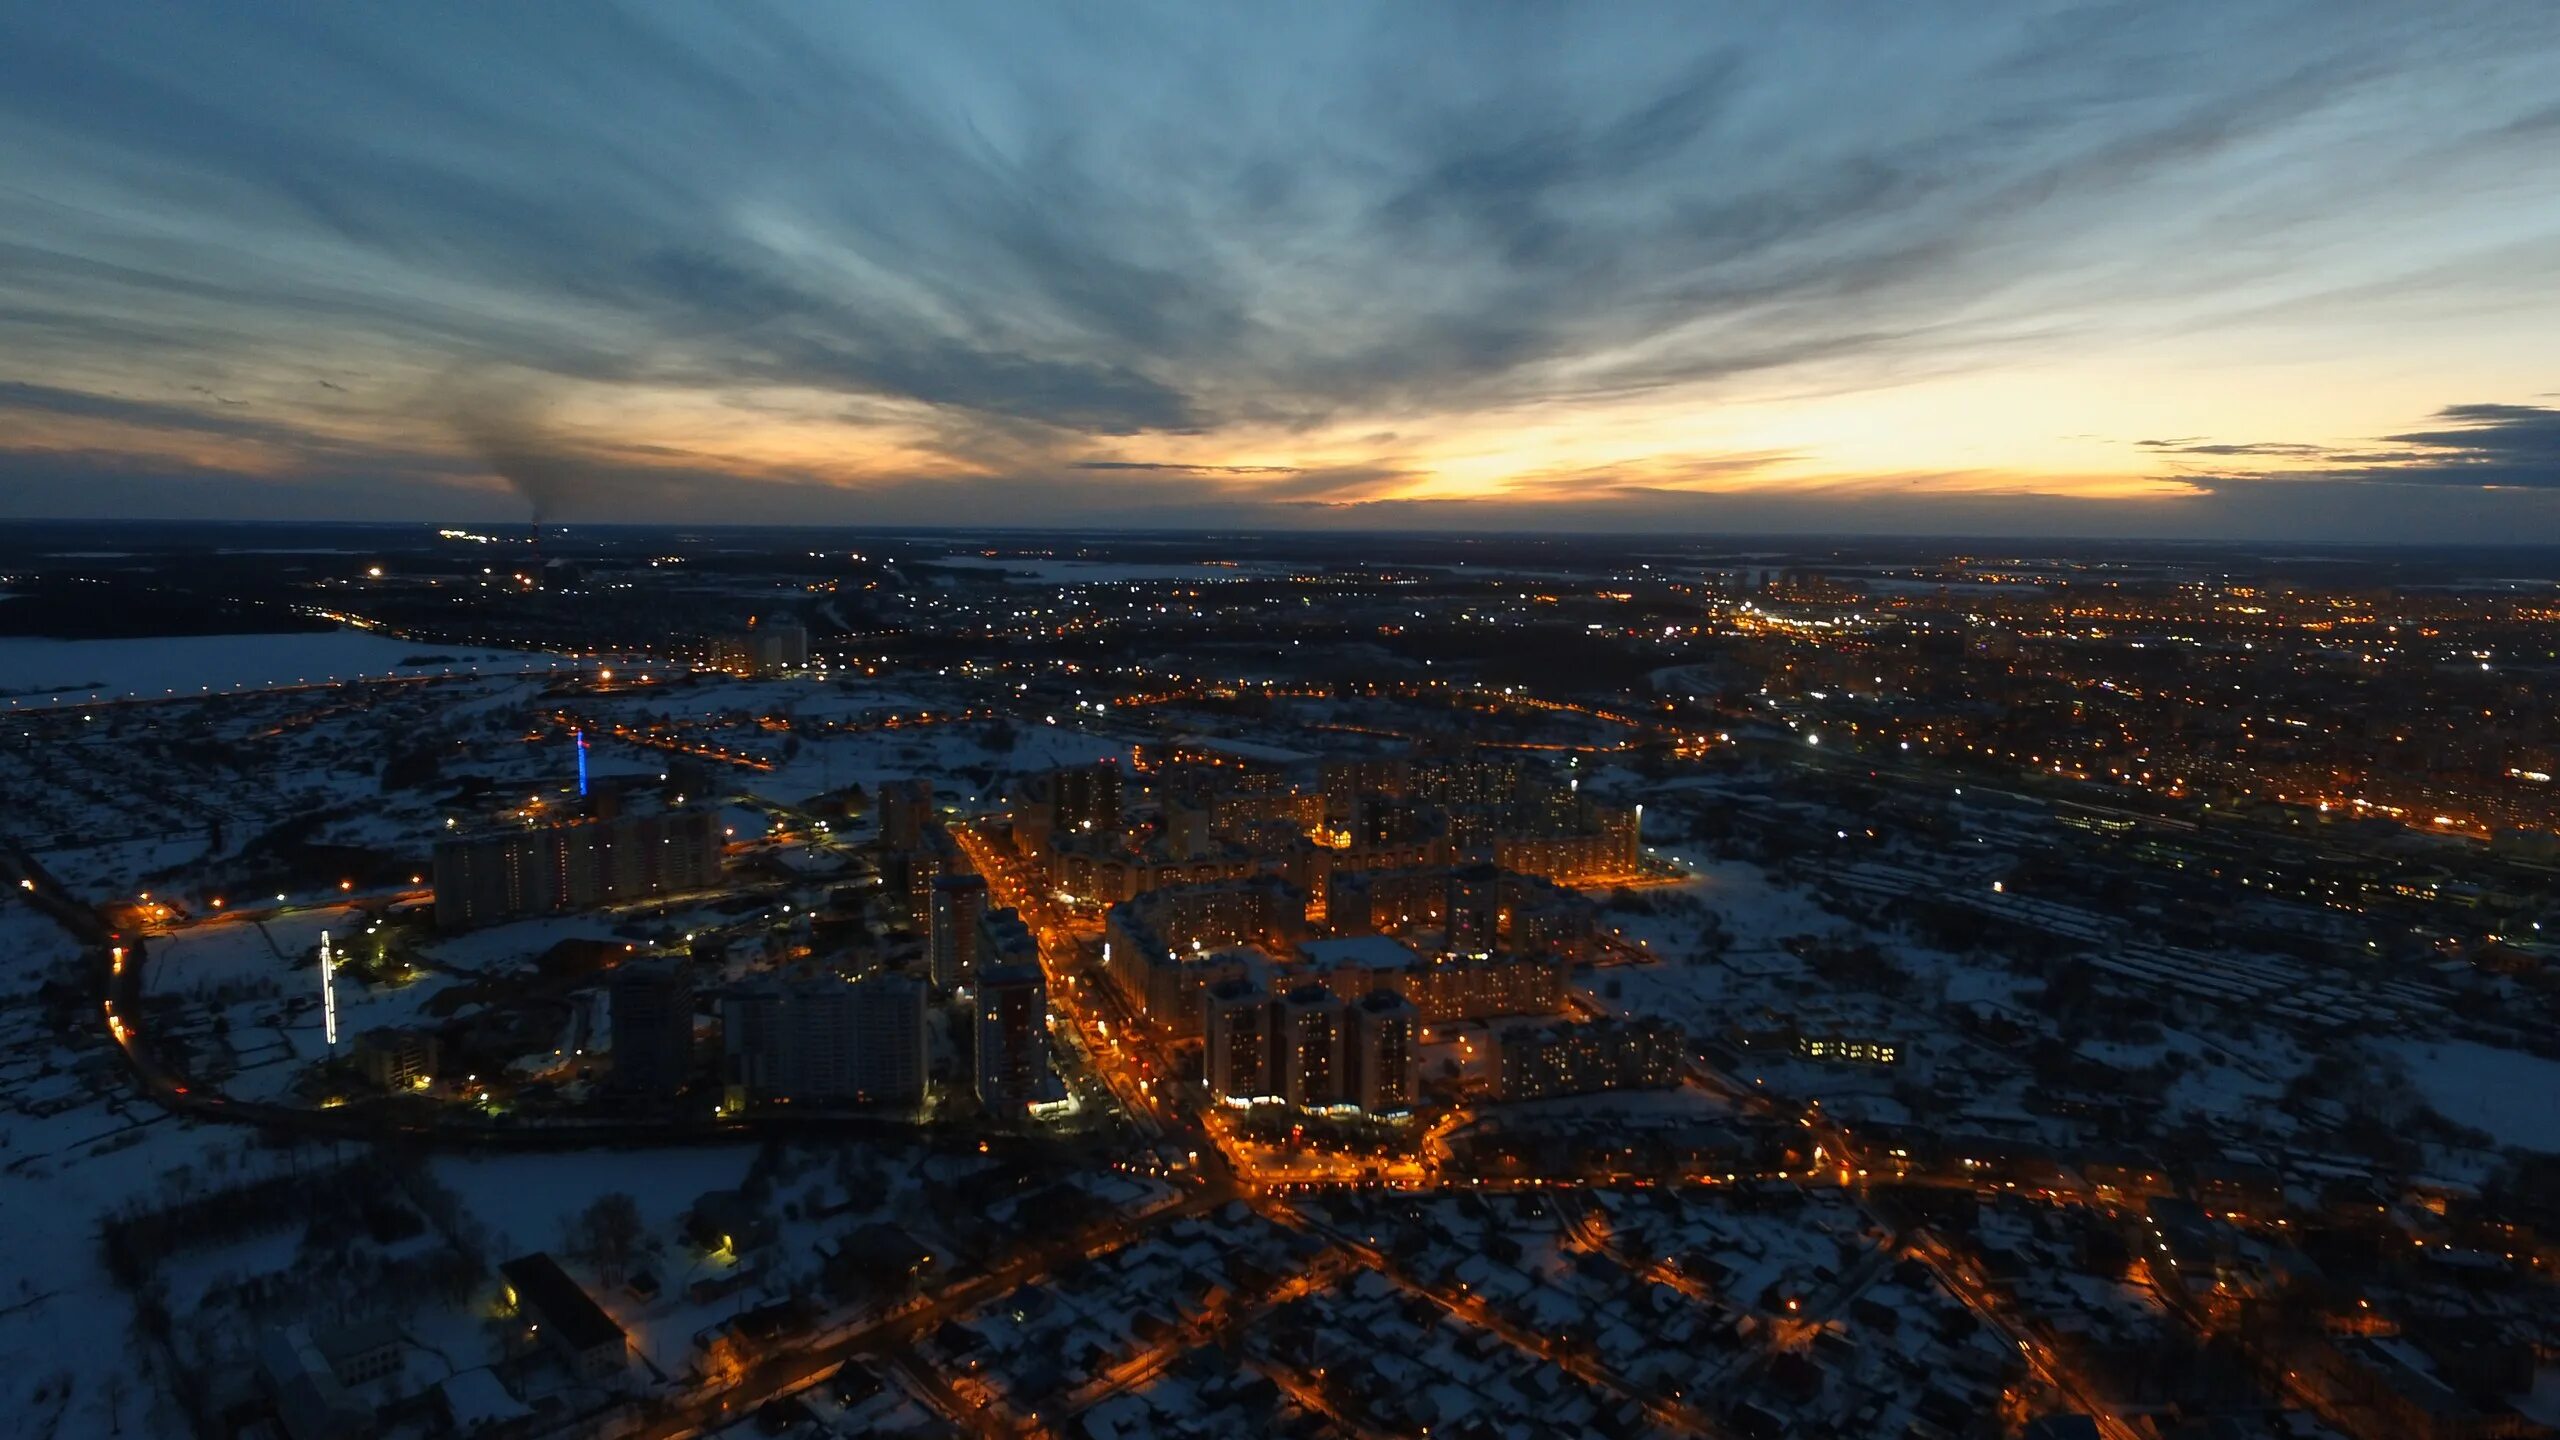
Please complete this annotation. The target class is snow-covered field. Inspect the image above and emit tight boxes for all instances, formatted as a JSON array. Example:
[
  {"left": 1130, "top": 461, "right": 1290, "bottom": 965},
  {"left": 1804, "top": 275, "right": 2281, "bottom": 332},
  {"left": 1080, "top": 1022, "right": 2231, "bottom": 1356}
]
[
  {"left": 0, "top": 891, "right": 250, "bottom": 1438},
  {"left": 745, "top": 718, "right": 1129, "bottom": 808},
  {"left": 2386, "top": 1038, "right": 2560, "bottom": 1152},
  {"left": 0, "top": 629, "right": 574, "bottom": 706},
  {"left": 144, "top": 910, "right": 341, "bottom": 998},
  {"left": 0, "top": 896, "right": 82, "bottom": 994}
]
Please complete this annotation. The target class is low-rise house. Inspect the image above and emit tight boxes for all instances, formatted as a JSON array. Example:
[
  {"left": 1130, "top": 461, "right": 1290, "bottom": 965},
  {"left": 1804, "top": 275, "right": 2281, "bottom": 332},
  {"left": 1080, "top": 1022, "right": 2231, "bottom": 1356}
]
[
  {"left": 312, "top": 1316, "right": 404, "bottom": 1387},
  {"left": 498, "top": 1253, "right": 628, "bottom": 1383}
]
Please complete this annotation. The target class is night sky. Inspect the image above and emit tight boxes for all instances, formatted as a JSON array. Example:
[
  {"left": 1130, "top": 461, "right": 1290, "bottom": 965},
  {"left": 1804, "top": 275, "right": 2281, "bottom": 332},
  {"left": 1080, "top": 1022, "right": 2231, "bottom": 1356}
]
[{"left": 3, "top": 3, "right": 2557, "bottom": 537}]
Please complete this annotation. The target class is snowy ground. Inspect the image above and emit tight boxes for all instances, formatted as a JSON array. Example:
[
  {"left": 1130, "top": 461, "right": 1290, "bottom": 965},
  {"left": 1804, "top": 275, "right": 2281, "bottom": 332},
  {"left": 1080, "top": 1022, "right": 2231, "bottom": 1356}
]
[
  {"left": 0, "top": 896, "right": 82, "bottom": 994},
  {"left": 2384, "top": 1038, "right": 2560, "bottom": 1152},
  {"left": 0, "top": 896, "right": 261, "bottom": 1438},
  {"left": 0, "top": 629, "right": 573, "bottom": 706},
  {"left": 144, "top": 910, "right": 343, "bottom": 999},
  {"left": 747, "top": 721, "right": 1129, "bottom": 811}
]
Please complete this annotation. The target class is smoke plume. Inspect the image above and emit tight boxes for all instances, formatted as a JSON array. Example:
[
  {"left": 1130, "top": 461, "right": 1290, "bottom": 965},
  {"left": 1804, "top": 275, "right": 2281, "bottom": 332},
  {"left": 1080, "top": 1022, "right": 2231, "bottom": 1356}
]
[{"left": 442, "top": 379, "right": 599, "bottom": 524}]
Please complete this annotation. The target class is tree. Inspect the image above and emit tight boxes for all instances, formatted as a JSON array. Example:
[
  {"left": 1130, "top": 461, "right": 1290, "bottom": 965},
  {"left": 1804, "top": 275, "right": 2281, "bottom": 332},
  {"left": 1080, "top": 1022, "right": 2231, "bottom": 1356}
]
[{"left": 571, "top": 1193, "right": 645, "bottom": 1287}]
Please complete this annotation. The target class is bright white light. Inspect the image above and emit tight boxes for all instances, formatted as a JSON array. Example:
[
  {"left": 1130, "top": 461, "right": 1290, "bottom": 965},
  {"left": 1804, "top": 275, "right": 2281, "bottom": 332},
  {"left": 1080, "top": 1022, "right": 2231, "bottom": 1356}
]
[{"left": 320, "top": 931, "right": 339, "bottom": 1046}]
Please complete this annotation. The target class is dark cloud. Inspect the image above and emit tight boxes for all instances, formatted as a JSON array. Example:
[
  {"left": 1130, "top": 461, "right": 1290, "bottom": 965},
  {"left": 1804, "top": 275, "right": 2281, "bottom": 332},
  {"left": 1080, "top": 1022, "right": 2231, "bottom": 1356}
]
[
  {"left": 2162, "top": 402, "right": 2560, "bottom": 491},
  {"left": 2376, "top": 403, "right": 2560, "bottom": 485},
  {"left": 750, "top": 335, "right": 1201, "bottom": 435},
  {"left": 0, "top": 447, "right": 496, "bottom": 522},
  {"left": 1234, "top": 467, "right": 1420, "bottom": 504},
  {"left": 9, "top": 428, "right": 2554, "bottom": 544},
  {"left": 620, "top": 249, "right": 1206, "bottom": 434},
  {"left": 0, "top": 381, "right": 309, "bottom": 447},
  {"left": 1378, "top": 53, "right": 1743, "bottom": 270},
  {"left": 2138, "top": 439, "right": 2334, "bottom": 457},
  {"left": 1075, "top": 461, "right": 1303, "bottom": 476}
]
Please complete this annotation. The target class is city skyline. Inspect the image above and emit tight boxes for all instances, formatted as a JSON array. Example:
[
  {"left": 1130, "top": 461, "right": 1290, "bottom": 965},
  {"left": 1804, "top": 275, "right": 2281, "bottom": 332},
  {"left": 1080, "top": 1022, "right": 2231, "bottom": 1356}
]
[
  {"left": 7, "top": 518, "right": 2560, "bottom": 1437},
  {"left": 2, "top": 4, "right": 2558, "bottom": 538},
  {"left": 8, "top": 13, "right": 2560, "bottom": 1429}
]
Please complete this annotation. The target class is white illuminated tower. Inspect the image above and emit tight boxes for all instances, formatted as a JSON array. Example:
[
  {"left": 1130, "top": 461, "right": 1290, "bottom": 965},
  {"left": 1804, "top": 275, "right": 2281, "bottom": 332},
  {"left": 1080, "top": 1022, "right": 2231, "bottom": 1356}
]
[{"left": 320, "top": 931, "right": 338, "bottom": 1046}]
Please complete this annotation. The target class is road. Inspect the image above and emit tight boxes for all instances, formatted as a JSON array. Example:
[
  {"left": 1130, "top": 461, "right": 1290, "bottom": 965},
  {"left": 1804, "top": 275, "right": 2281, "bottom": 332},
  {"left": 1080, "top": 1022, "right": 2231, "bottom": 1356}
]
[
  {"left": 1902, "top": 1229, "right": 2146, "bottom": 1440},
  {"left": 1305, "top": 1219, "right": 1720, "bottom": 1438},
  {"left": 951, "top": 821, "right": 1172, "bottom": 1141},
  {"left": 17, "top": 759, "right": 2158, "bottom": 1440},
  {"left": 632, "top": 1183, "right": 1237, "bottom": 1440}
]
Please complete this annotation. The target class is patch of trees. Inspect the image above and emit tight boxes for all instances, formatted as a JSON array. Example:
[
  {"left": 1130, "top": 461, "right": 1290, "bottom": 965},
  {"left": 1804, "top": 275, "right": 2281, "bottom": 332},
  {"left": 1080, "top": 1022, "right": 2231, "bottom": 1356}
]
[{"left": 0, "top": 579, "right": 334, "bottom": 640}]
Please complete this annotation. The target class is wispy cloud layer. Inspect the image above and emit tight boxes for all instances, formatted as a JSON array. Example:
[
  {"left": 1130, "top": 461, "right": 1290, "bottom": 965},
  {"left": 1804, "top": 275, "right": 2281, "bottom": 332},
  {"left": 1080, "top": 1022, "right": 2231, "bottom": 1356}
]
[{"left": 0, "top": 3, "right": 2555, "bottom": 534}]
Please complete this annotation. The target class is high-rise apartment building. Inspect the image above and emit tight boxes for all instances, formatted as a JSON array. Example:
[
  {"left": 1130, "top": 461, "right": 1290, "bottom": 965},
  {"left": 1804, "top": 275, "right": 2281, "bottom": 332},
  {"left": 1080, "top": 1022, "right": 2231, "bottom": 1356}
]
[
  {"left": 973, "top": 963, "right": 1050, "bottom": 1113},
  {"left": 1275, "top": 982, "right": 1346, "bottom": 1110},
  {"left": 434, "top": 807, "right": 722, "bottom": 930},
  {"left": 1495, "top": 1018, "right": 1683, "bottom": 1101},
  {"left": 609, "top": 959, "right": 694, "bottom": 1096},
  {"left": 1347, "top": 988, "right": 1420, "bottom": 1115},
  {"left": 877, "top": 778, "right": 935, "bottom": 852},
  {"left": 1048, "top": 760, "right": 1123, "bottom": 838},
  {"left": 849, "top": 969, "right": 929, "bottom": 1107},
  {"left": 929, "top": 873, "right": 989, "bottom": 989},
  {"left": 1204, "top": 978, "right": 1274, "bottom": 1103},
  {"left": 1445, "top": 862, "right": 1501, "bottom": 957},
  {"left": 722, "top": 969, "right": 929, "bottom": 1108}
]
